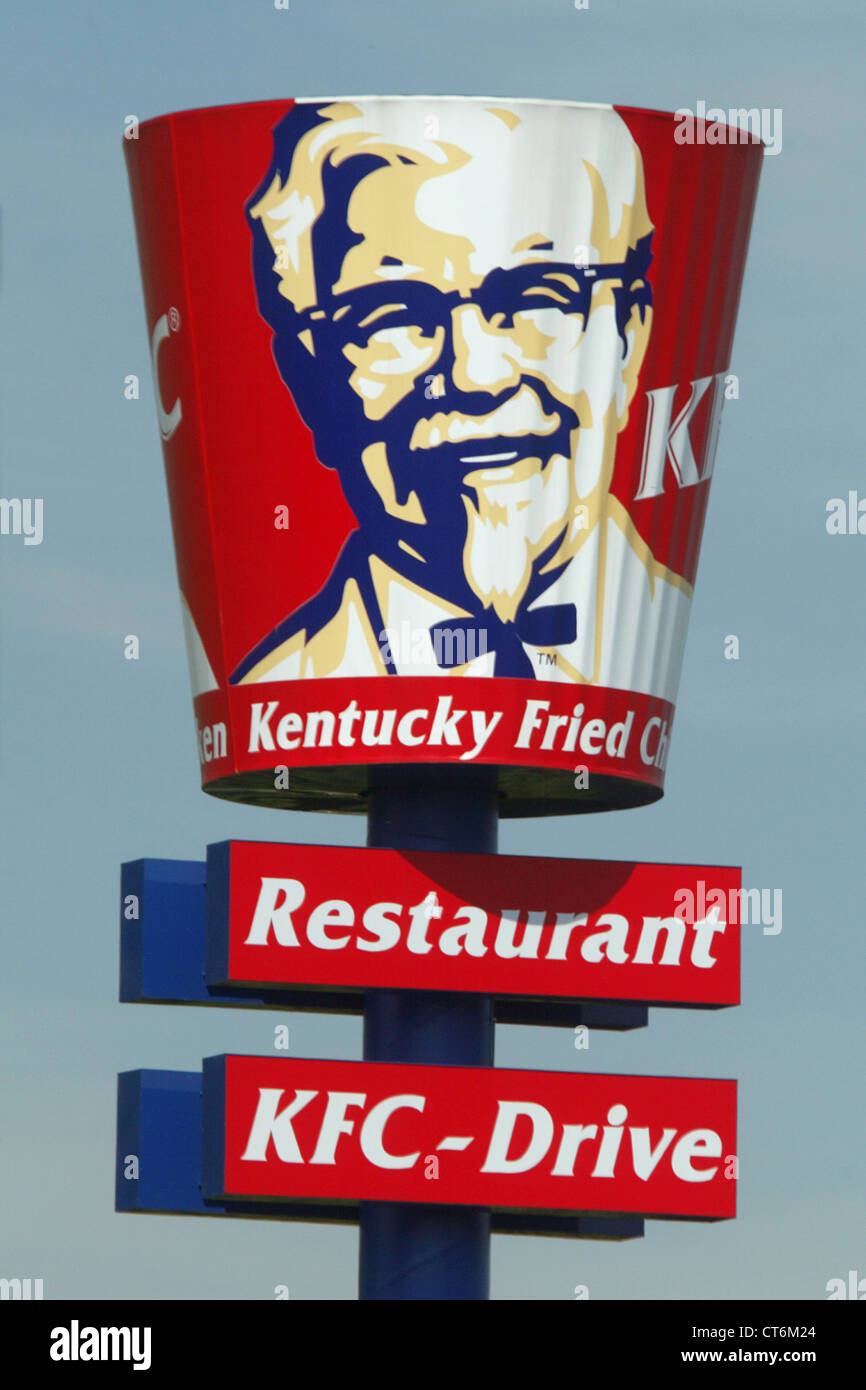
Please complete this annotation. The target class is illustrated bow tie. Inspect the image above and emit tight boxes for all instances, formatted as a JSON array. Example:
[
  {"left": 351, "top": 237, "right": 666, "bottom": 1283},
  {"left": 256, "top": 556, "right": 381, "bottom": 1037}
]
[{"left": 430, "top": 602, "right": 577, "bottom": 679}]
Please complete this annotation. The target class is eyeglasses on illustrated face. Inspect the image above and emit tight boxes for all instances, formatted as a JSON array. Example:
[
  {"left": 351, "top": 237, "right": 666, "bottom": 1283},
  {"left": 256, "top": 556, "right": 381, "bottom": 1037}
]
[{"left": 296, "top": 234, "right": 653, "bottom": 351}]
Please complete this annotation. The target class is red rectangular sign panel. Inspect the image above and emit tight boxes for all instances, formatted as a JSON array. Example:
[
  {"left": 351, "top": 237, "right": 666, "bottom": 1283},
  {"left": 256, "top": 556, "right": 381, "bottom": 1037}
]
[
  {"left": 203, "top": 1056, "right": 736, "bottom": 1221},
  {"left": 206, "top": 842, "right": 740, "bottom": 1008}
]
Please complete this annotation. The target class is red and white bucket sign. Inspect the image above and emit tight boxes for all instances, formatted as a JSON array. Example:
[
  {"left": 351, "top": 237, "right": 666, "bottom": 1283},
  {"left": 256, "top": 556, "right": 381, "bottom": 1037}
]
[
  {"left": 202, "top": 1055, "right": 737, "bottom": 1220},
  {"left": 206, "top": 841, "right": 741, "bottom": 1008},
  {"left": 126, "top": 97, "right": 762, "bottom": 813}
]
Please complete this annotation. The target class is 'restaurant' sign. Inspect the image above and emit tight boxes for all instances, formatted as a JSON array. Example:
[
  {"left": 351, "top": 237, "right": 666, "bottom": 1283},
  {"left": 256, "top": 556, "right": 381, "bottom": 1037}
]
[
  {"left": 125, "top": 96, "right": 762, "bottom": 814},
  {"left": 206, "top": 842, "right": 740, "bottom": 1007},
  {"left": 202, "top": 1055, "right": 736, "bottom": 1221}
]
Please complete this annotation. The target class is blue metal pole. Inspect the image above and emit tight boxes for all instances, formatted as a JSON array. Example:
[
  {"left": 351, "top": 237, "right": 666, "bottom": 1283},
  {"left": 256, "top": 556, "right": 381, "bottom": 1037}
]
[{"left": 359, "top": 764, "right": 498, "bottom": 1300}]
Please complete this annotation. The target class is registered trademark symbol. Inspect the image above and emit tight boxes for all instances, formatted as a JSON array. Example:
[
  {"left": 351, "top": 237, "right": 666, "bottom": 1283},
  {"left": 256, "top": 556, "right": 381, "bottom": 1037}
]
[{"left": 168, "top": 306, "right": 181, "bottom": 332}]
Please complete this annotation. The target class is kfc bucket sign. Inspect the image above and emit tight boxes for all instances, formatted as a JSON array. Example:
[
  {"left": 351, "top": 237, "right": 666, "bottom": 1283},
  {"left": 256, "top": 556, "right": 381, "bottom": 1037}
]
[{"left": 126, "top": 97, "right": 762, "bottom": 813}]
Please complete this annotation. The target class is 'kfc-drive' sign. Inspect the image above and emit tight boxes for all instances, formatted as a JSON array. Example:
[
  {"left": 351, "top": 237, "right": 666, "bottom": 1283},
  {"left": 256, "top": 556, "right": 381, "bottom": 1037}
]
[
  {"left": 203, "top": 1056, "right": 736, "bottom": 1220},
  {"left": 126, "top": 97, "right": 762, "bottom": 813},
  {"left": 206, "top": 841, "right": 740, "bottom": 1008}
]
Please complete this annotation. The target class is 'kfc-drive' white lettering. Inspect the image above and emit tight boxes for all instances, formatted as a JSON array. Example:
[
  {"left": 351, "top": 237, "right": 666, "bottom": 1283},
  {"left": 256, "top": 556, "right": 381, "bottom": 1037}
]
[{"left": 240, "top": 1087, "right": 723, "bottom": 1184}]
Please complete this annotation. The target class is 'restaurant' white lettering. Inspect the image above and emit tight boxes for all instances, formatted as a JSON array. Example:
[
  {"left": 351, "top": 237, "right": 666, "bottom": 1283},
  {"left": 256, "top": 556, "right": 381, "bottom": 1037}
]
[{"left": 242, "top": 877, "right": 727, "bottom": 969}]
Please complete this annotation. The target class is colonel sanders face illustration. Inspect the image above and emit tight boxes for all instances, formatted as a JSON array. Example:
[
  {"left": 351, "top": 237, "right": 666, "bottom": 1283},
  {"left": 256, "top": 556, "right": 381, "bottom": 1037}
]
[{"left": 233, "top": 98, "right": 656, "bottom": 683}]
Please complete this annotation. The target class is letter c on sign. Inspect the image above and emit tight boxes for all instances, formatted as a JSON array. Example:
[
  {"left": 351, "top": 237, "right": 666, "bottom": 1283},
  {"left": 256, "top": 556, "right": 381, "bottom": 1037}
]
[
  {"left": 397, "top": 709, "right": 428, "bottom": 747},
  {"left": 640, "top": 717, "right": 661, "bottom": 767},
  {"left": 359, "top": 1094, "right": 425, "bottom": 1169},
  {"left": 151, "top": 312, "right": 182, "bottom": 441}
]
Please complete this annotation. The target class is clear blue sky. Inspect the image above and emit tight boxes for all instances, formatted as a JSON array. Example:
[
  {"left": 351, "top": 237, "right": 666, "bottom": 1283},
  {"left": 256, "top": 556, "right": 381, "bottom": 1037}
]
[{"left": 0, "top": 0, "right": 863, "bottom": 1299}]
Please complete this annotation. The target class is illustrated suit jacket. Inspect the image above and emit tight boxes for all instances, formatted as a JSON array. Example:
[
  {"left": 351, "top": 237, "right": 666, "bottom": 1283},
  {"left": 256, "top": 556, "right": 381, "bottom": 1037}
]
[{"left": 230, "top": 520, "right": 691, "bottom": 703}]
